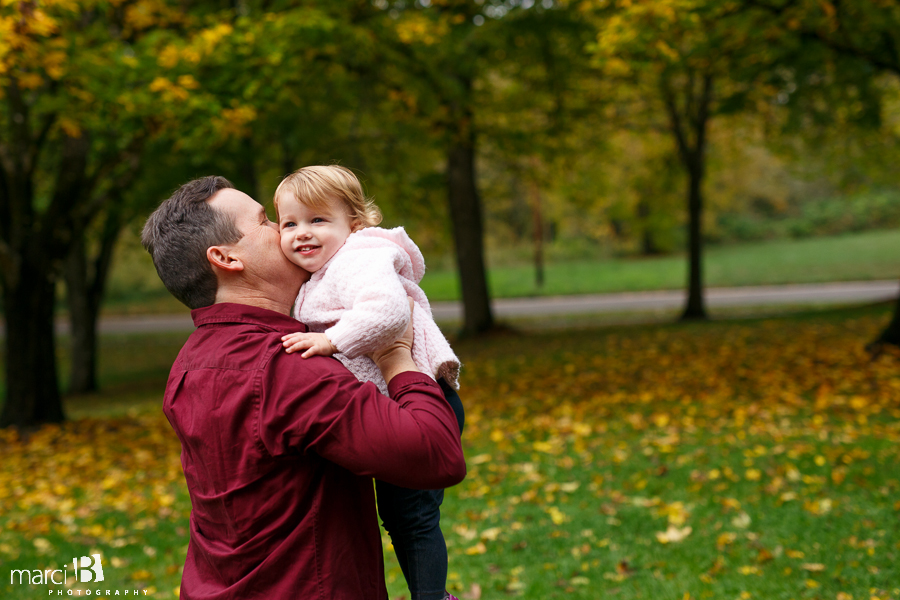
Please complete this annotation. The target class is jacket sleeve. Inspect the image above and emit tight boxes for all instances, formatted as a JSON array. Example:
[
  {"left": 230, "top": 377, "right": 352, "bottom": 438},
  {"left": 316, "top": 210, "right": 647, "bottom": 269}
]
[
  {"left": 257, "top": 347, "right": 466, "bottom": 489},
  {"left": 323, "top": 247, "right": 410, "bottom": 359}
]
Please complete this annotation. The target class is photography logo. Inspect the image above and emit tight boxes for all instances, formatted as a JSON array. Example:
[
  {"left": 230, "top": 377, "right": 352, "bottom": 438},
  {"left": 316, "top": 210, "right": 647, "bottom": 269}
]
[
  {"left": 10, "top": 553, "right": 103, "bottom": 586},
  {"left": 8, "top": 553, "right": 146, "bottom": 595},
  {"left": 73, "top": 554, "right": 104, "bottom": 583}
]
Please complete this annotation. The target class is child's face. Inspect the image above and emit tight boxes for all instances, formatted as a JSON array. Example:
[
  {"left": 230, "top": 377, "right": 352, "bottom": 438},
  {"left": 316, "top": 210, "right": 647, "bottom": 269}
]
[{"left": 278, "top": 196, "right": 357, "bottom": 273}]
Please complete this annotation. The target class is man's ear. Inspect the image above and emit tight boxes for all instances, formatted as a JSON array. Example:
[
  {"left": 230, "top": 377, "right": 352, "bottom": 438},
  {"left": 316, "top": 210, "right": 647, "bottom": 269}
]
[{"left": 207, "top": 245, "right": 244, "bottom": 273}]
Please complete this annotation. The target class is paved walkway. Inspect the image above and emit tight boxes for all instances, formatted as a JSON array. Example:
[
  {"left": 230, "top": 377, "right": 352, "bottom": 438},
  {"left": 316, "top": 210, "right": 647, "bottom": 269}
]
[{"left": 70, "top": 279, "right": 898, "bottom": 334}]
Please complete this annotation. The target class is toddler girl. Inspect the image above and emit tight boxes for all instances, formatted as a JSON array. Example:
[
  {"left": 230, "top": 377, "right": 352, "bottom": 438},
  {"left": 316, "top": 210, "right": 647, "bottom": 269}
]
[{"left": 276, "top": 165, "right": 463, "bottom": 600}]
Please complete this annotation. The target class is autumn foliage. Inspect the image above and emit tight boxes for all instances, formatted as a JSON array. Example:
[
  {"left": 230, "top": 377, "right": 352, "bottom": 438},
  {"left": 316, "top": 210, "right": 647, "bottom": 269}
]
[{"left": 0, "top": 307, "right": 897, "bottom": 598}]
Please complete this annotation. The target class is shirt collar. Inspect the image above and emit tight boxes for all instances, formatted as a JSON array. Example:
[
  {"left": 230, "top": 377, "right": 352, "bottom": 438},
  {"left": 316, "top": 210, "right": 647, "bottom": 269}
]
[{"left": 190, "top": 302, "right": 307, "bottom": 334}]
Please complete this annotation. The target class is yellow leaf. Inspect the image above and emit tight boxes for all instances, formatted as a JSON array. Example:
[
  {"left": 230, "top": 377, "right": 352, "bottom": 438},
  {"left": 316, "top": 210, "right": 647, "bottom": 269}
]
[
  {"left": 716, "top": 532, "right": 737, "bottom": 549},
  {"left": 731, "top": 512, "right": 751, "bottom": 529},
  {"left": 470, "top": 453, "right": 491, "bottom": 465},
  {"left": 465, "top": 542, "right": 487, "bottom": 555},
  {"left": 655, "top": 525, "right": 692, "bottom": 544}
]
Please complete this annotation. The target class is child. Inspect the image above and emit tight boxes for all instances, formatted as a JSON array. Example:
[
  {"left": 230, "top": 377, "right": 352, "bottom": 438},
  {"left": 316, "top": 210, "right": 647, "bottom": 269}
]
[{"left": 275, "top": 165, "right": 463, "bottom": 600}]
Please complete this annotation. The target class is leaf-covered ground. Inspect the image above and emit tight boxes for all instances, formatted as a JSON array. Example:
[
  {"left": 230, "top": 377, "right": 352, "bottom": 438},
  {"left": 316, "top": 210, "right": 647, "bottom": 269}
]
[{"left": 2, "top": 306, "right": 899, "bottom": 600}]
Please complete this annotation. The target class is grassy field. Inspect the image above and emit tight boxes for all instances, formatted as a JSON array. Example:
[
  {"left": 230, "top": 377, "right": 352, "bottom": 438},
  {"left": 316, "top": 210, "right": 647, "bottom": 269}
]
[
  {"left": 417, "top": 229, "right": 900, "bottom": 301},
  {"left": 103, "top": 228, "right": 900, "bottom": 314},
  {"left": 1, "top": 304, "right": 898, "bottom": 599}
]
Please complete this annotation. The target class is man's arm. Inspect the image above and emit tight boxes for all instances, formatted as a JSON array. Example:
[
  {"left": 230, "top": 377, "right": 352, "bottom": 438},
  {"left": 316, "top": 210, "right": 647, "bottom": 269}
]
[{"left": 258, "top": 345, "right": 465, "bottom": 490}]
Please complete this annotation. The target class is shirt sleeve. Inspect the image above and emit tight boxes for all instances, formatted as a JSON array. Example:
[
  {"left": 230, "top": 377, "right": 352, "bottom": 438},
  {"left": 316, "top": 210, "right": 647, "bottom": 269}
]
[
  {"left": 257, "top": 345, "right": 466, "bottom": 489},
  {"left": 324, "top": 247, "right": 410, "bottom": 359}
]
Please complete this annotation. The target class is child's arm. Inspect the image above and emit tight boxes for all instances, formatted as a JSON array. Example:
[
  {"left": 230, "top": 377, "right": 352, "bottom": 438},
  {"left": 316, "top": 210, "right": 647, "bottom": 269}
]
[
  {"left": 281, "top": 332, "right": 337, "bottom": 359},
  {"left": 323, "top": 246, "right": 412, "bottom": 359}
]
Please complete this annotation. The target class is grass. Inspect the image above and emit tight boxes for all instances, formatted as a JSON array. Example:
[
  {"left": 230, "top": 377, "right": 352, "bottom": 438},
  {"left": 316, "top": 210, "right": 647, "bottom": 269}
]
[
  {"left": 100, "top": 228, "right": 900, "bottom": 315},
  {"left": 417, "top": 229, "right": 900, "bottom": 301},
  {"left": 1, "top": 305, "right": 899, "bottom": 599}
]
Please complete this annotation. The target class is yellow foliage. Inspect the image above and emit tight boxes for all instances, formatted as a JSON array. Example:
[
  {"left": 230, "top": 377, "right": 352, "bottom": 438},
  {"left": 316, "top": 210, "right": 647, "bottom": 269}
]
[
  {"left": 59, "top": 116, "right": 82, "bottom": 137},
  {"left": 157, "top": 45, "right": 180, "bottom": 69},
  {"left": 395, "top": 13, "right": 447, "bottom": 46},
  {"left": 196, "top": 23, "right": 233, "bottom": 55},
  {"left": 177, "top": 74, "right": 200, "bottom": 90},
  {"left": 17, "top": 72, "right": 43, "bottom": 89}
]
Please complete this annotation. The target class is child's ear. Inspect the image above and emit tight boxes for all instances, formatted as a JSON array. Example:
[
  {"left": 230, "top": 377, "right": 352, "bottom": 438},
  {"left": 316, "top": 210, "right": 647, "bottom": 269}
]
[{"left": 350, "top": 219, "right": 364, "bottom": 232}]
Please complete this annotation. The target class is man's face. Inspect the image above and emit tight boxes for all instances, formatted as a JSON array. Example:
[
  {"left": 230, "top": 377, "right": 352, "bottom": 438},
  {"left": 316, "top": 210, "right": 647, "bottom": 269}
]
[{"left": 208, "top": 189, "right": 309, "bottom": 291}]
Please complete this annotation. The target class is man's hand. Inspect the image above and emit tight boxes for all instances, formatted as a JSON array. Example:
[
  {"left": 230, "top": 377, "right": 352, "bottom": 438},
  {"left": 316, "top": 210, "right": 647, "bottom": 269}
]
[
  {"left": 369, "top": 298, "right": 419, "bottom": 385},
  {"left": 282, "top": 332, "right": 338, "bottom": 358}
]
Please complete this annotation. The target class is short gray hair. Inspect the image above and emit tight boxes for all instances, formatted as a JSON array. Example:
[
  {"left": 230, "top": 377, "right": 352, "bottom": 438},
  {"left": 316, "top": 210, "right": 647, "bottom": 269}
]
[{"left": 141, "top": 176, "right": 242, "bottom": 309}]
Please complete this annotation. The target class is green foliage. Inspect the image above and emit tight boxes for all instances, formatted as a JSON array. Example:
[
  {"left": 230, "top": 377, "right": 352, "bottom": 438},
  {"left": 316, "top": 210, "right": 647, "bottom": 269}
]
[{"left": 715, "top": 190, "right": 900, "bottom": 243}]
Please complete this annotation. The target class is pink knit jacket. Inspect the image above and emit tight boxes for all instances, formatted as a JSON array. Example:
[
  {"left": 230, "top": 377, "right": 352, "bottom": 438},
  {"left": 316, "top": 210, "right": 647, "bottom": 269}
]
[{"left": 292, "top": 227, "right": 460, "bottom": 396}]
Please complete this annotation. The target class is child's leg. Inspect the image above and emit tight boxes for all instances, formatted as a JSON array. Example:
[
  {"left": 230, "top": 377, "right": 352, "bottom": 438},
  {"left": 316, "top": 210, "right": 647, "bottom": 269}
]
[
  {"left": 377, "top": 378, "right": 465, "bottom": 600},
  {"left": 376, "top": 483, "right": 448, "bottom": 600},
  {"left": 438, "top": 377, "right": 465, "bottom": 436}
]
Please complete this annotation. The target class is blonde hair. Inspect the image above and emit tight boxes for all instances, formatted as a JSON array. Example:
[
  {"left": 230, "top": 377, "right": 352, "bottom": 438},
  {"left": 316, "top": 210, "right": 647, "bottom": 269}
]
[{"left": 274, "top": 165, "right": 382, "bottom": 228}]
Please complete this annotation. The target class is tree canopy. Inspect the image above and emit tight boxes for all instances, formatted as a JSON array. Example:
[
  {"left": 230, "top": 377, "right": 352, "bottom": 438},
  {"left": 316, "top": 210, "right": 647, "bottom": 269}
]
[{"left": 2, "top": 0, "right": 899, "bottom": 427}]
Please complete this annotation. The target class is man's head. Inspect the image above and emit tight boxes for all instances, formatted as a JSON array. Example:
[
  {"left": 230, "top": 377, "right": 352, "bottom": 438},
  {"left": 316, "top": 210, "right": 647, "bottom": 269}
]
[{"left": 142, "top": 176, "right": 241, "bottom": 309}]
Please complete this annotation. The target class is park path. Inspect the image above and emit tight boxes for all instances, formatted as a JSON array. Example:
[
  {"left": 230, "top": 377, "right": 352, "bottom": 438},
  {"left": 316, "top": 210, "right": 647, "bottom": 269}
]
[{"left": 68, "top": 279, "right": 899, "bottom": 335}]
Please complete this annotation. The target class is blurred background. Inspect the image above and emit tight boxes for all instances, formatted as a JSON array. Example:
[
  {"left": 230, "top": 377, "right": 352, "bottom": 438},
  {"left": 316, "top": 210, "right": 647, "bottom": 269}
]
[
  {"left": 2, "top": 2, "right": 900, "bottom": 598},
  {"left": 3, "top": 0, "right": 900, "bottom": 426}
]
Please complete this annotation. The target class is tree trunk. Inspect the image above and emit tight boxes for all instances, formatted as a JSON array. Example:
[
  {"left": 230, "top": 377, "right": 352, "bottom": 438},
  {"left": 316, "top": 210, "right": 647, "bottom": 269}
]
[
  {"left": 446, "top": 128, "right": 493, "bottom": 336},
  {"left": 64, "top": 204, "right": 123, "bottom": 394},
  {"left": 0, "top": 261, "right": 64, "bottom": 428},
  {"left": 65, "top": 238, "right": 99, "bottom": 394},
  {"left": 661, "top": 70, "right": 712, "bottom": 321},
  {"left": 638, "top": 199, "right": 661, "bottom": 256},
  {"left": 869, "top": 288, "right": 900, "bottom": 352},
  {"left": 529, "top": 177, "right": 545, "bottom": 289},
  {"left": 681, "top": 159, "right": 707, "bottom": 320},
  {"left": 237, "top": 135, "right": 258, "bottom": 197}
]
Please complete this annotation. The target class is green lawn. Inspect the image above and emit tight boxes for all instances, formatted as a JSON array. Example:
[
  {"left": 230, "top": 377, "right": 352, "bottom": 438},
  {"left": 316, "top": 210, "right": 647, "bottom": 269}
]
[
  {"left": 418, "top": 229, "right": 900, "bottom": 301},
  {"left": 1, "top": 304, "right": 898, "bottom": 600}
]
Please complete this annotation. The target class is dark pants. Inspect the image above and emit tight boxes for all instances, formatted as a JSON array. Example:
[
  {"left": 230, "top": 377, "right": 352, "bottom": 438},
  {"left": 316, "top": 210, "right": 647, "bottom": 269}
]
[{"left": 376, "top": 378, "right": 465, "bottom": 600}]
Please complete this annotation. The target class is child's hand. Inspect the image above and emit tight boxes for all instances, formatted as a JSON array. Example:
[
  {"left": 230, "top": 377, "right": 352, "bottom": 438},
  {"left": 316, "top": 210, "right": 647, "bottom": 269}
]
[{"left": 281, "top": 332, "right": 338, "bottom": 358}]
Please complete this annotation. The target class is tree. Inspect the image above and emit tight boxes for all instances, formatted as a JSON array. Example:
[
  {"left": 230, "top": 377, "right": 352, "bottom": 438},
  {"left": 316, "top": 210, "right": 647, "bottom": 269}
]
[
  {"left": 589, "top": 0, "right": 784, "bottom": 319},
  {"left": 477, "top": 5, "right": 605, "bottom": 287},
  {"left": 363, "top": 1, "right": 497, "bottom": 335},
  {"left": 0, "top": 0, "right": 200, "bottom": 427},
  {"left": 741, "top": 0, "right": 900, "bottom": 349}
]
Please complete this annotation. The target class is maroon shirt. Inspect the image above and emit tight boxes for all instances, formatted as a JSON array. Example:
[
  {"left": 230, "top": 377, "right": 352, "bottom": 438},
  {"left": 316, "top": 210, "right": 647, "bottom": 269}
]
[{"left": 163, "top": 303, "right": 466, "bottom": 600}]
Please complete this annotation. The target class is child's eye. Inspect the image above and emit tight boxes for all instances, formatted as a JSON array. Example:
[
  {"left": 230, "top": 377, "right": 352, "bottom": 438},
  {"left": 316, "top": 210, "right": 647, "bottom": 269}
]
[
  {"left": 282, "top": 221, "right": 296, "bottom": 229},
  {"left": 311, "top": 217, "right": 325, "bottom": 224}
]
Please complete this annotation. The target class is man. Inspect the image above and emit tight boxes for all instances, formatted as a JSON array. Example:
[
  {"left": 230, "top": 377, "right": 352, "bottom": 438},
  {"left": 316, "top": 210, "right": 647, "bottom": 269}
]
[{"left": 141, "top": 176, "right": 466, "bottom": 600}]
